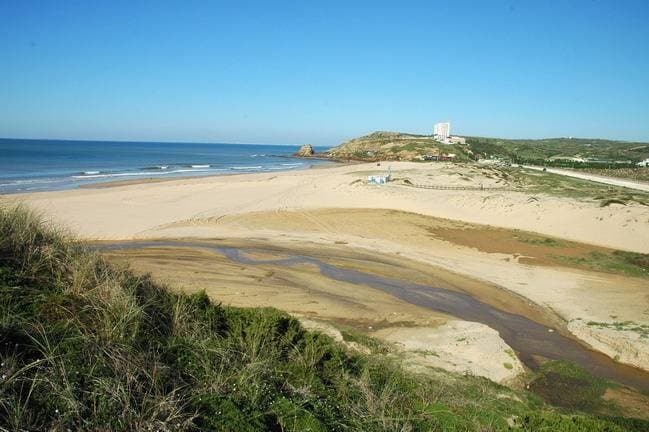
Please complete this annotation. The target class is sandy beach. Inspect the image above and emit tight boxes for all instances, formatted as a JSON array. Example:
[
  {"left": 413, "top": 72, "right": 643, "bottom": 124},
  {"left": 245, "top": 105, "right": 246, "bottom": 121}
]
[
  {"left": 7, "top": 161, "right": 649, "bottom": 252},
  {"left": 5, "top": 161, "right": 649, "bottom": 383}
]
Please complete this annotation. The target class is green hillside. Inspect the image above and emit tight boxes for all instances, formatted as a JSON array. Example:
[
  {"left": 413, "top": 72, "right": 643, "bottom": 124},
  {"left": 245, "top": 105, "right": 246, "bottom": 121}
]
[
  {"left": 323, "top": 132, "right": 649, "bottom": 166},
  {"left": 466, "top": 136, "right": 649, "bottom": 164},
  {"left": 327, "top": 131, "right": 473, "bottom": 161},
  {"left": 1, "top": 205, "right": 647, "bottom": 431}
]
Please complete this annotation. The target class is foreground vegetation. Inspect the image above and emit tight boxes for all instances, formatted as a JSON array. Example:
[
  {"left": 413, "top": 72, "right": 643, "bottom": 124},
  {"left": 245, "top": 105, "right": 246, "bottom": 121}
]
[{"left": 1, "top": 206, "right": 647, "bottom": 431}]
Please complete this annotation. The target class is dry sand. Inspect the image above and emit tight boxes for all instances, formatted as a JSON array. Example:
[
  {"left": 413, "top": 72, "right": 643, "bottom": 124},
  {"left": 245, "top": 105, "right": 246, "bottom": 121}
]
[
  {"left": 5, "top": 161, "right": 649, "bottom": 379},
  {"left": 7, "top": 161, "right": 648, "bottom": 252},
  {"left": 376, "top": 322, "right": 525, "bottom": 384}
]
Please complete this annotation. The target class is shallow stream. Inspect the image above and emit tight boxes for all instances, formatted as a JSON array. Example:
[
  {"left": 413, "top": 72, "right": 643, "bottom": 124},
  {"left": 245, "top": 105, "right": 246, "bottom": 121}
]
[{"left": 97, "top": 240, "right": 649, "bottom": 392}]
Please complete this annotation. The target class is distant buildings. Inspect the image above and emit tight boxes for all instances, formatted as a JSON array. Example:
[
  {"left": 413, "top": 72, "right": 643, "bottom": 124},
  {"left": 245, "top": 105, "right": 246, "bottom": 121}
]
[
  {"left": 638, "top": 158, "right": 649, "bottom": 167},
  {"left": 433, "top": 122, "right": 466, "bottom": 145},
  {"left": 433, "top": 122, "right": 450, "bottom": 141}
]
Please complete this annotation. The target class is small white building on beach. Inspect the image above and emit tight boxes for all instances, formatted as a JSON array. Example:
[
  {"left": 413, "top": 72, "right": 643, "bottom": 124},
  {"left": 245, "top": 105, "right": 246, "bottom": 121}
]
[
  {"left": 368, "top": 166, "right": 392, "bottom": 185},
  {"left": 637, "top": 158, "right": 649, "bottom": 167}
]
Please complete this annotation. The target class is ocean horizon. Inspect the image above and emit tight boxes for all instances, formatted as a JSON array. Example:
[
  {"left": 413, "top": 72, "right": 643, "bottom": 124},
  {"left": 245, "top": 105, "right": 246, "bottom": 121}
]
[{"left": 0, "top": 138, "right": 332, "bottom": 194}]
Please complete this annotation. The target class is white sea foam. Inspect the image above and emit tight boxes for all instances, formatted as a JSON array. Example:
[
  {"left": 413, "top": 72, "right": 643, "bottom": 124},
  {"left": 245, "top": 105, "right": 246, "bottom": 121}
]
[
  {"left": 172, "top": 168, "right": 227, "bottom": 173},
  {"left": 191, "top": 164, "right": 210, "bottom": 168},
  {"left": 231, "top": 165, "right": 263, "bottom": 170},
  {"left": 141, "top": 165, "right": 170, "bottom": 170},
  {"left": 74, "top": 165, "right": 237, "bottom": 179},
  {"left": 0, "top": 178, "right": 65, "bottom": 186},
  {"left": 72, "top": 169, "right": 211, "bottom": 179}
]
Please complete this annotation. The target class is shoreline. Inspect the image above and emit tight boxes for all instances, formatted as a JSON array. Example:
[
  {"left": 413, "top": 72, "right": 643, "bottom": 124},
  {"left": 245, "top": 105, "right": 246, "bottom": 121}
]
[
  {"left": 6, "top": 160, "right": 648, "bottom": 252},
  {"left": 0, "top": 149, "right": 336, "bottom": 195},
  {"left": 75, "top": 159, "right": 348, "bottom": 190}
]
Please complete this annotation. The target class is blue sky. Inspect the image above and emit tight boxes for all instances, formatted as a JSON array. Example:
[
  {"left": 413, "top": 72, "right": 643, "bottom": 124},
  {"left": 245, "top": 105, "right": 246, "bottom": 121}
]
[{"left": 1, "top": 0, "right": 648, "bottom": 145}]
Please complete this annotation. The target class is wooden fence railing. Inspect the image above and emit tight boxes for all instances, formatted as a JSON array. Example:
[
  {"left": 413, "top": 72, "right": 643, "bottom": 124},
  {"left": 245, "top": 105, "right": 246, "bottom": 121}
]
[{"left": 401, "top": 183, "right": 516, "bottom": 192}]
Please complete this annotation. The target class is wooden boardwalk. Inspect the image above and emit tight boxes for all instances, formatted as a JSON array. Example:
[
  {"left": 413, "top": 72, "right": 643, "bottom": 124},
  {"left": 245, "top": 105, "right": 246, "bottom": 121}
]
[{"left": 402, "top": 183, "right": 516, "bottom": 192}]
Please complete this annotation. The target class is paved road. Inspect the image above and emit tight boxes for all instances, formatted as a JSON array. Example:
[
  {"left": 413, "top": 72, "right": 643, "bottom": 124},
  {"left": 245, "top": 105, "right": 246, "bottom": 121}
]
[{"left": 521, "top": 165, "right": 649, "bottom": 192}]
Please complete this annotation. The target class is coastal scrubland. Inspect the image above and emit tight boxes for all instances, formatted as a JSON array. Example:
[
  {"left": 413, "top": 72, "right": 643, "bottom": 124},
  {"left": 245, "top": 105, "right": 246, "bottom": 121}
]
[
  {"left": 3, "top": 206, "right": 649, "bottom": 431},
  {"left": 326, "top": 131, "right": 472, "bottom": 161},
  {"left": 323, "top": 131, "right": 649, "bottom": 166},
  {"left": 464, "top": 136, "right": 649, "bottom": 164},
  {"left": 576, "top": 168, "right": 649, "bottom": 183},
  {"left": 390, "top": 162, "right": 649, "bottom": 203}
]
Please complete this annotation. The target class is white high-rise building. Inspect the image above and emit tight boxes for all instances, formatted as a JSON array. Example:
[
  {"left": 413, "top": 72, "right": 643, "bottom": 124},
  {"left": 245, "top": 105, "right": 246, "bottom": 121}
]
[{"left": 433, "top": 122, "right": 450, "bottom": 141}]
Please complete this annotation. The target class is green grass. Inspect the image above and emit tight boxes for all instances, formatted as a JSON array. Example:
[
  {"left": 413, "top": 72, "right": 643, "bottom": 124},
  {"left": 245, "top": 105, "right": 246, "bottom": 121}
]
[
  {"left": 328, "top": 131, "right": 474, "bottom": 162},
  {"left": 581, "top": 168, "right": 649, "bottom": 183},
  {"left": 552, "top": 250, "right": 649, "bottom": 279},
  {"left": 586, "top": 321, "right": 649, "bottom": 339},
  {"left": 0, "top": 205, "right": 647, "bottom": 431},
  {"left": 525, "top": 361, "right": 649, "bottom": 431},
  {"left": 339, "top": 328, "right": 390, "bottom": 354},
  {"left": 387, "top": 141, "right": 432, "bottom": 153},
  {"left": 612, "top": 250, "right": 649, "bottom": 270},
  {"left": 513, "top": 412, "right": 633, "bottom": 432},
  {"left": 465, "top": 136, "right": 649, "bottom": 163},
  {"left": 519, "top": 237, "right": 565, "bottom": 247},
  {"left": 528, "top": 361, "right": 610, "bottom": 412},
  {"left": 494, "top": 167, "right": 649, "bottom": 202}
]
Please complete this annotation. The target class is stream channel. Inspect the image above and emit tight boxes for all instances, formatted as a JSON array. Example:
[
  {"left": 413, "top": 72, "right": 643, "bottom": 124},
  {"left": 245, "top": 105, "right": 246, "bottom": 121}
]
[{"left": 97, "top": 240, "right": 649, "bottom": 392}]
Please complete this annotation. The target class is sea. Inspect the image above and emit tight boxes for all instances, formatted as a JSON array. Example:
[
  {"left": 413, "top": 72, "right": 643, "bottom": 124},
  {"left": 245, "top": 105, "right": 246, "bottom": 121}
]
[{"left": 0, "top": 139, "right": 332, "bottom": 194}]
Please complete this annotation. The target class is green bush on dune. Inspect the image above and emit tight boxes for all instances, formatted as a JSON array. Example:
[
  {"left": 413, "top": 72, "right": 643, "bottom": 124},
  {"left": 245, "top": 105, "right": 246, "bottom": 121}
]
[{"left": 0, "top": 205, "right": 644, "bottom": 431}]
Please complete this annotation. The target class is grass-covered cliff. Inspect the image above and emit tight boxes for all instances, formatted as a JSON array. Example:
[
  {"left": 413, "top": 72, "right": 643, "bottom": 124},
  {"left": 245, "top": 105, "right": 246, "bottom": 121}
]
[
  {"left": 327, "top": 131, "right": 472, "bottom": 162},
  {"left": 1, "top": 205, "right": 647, "bottom": 431}
]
